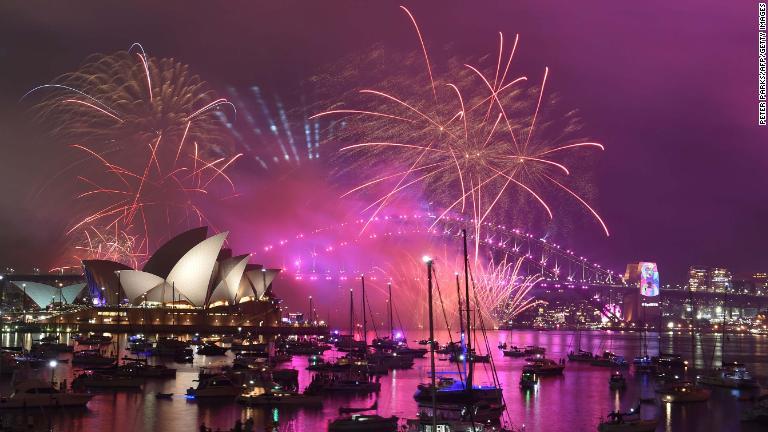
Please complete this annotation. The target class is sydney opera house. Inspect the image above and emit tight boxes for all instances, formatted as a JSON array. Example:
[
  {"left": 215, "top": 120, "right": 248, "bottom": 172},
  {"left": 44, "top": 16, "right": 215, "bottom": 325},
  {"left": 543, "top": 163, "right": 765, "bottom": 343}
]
[{"left": 4, "top": 228, "right": 293, "bottom": 334}]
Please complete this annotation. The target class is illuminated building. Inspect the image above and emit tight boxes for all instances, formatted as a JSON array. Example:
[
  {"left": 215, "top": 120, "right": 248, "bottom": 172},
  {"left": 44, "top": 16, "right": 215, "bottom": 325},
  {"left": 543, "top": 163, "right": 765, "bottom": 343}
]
[
  {"left": 709, "top": 268, "right": 732, "bottom": 293},
  {"left": 29, "top": 227, "right": 302, "bottom": 334},
  {"left": 622, "top": 262, "right": 661, "bottom": 324},
  {"left": 688, "top": 266, "right": 707, "bottom": 292},
  {"left": 687, "top": 266, "right": 732, "bottom": 293}
]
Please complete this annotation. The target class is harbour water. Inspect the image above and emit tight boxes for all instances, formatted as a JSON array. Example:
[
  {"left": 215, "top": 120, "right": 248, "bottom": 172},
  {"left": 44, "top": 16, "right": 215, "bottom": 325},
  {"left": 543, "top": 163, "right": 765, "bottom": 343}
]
[{"left": 0, "top": 329, "right": 766, "bottom": 431}]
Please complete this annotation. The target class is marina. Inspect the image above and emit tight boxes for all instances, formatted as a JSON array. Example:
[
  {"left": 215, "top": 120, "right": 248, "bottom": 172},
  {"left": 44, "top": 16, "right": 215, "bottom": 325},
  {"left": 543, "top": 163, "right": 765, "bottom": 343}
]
[{"left": 0, "top": 329, "right": 764, "bottom": 431}]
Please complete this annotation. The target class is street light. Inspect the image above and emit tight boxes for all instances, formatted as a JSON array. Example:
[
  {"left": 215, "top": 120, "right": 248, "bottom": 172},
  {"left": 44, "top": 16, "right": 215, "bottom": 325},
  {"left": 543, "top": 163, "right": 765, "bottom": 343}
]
[{"left": 48, "top": 360, "right": 57, "bottom": 386}]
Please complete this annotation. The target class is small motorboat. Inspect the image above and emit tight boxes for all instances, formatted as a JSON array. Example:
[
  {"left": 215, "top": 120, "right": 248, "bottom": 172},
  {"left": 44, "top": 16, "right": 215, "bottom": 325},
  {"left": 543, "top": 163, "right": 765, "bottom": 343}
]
[
  {"left": 520, "top": 371, "right": 538, "bottom": 390},
  {"left": 328, "top": 414, "right": 398, "bottom": 432},
  {"left": 502, "top": 346, "right": 526, "bottom": 358},
  {"left": 196, "top": 343, "right": 228, "bottom": 356},
  {"left": 598, "top": 406, "right": 658, "bottom": 432},
  {"left": 155, "top": 392, "right": 173, "bottom": 399},
  {"left": 237, "top": 387, "right": 322, "bottom": 407},
  {"left": 186, "top": 374, "right": 242, "bottom": 398},
  {"left": 523, "top": 358, "right": 565, "bottom": 376},
  {"left": 74, "top": 333, "right": 112, "bottom": 346},
  {"left": 656, "top": 381, "right": 711, "bottom": 403},
  {"left": 524, "top": 345, "right": 546, "bottom": 355},
  {"left": 609, "top": 371, "right": 627, "bottom": 390}
]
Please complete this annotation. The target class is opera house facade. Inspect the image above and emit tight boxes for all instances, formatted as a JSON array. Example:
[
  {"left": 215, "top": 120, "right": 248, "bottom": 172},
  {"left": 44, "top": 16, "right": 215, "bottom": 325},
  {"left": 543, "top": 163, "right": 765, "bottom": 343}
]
[{"left": 32, "top": 227, "right": 291, "bottom": 334}]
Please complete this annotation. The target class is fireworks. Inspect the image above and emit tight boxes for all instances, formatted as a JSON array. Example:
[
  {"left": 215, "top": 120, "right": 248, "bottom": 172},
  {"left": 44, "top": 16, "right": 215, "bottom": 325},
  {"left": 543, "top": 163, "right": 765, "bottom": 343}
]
[
  {"left": 313, "top": 6, "right": 608, "bottom": 260},
  {"left": 25, "top": 44, "right": 240, "bottom": 265},
  {"left": 26, "top": 43, "right": 234, "bottom": 157},
  {"left": 474, "top": 256, "right": 543, "bottom": 326}
]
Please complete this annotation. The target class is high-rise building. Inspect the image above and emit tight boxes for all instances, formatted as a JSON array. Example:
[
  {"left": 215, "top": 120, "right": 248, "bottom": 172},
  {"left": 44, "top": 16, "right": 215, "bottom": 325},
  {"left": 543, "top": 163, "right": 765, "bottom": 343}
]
[
  {"left": 688, "top": 267, "right": 707, "bottom": 292},
  {"left": 687, "top": 266, "right": 732, "bottom": 292},
  {"left": 709, "top": 268, "right": 732, "bottom": 293}
]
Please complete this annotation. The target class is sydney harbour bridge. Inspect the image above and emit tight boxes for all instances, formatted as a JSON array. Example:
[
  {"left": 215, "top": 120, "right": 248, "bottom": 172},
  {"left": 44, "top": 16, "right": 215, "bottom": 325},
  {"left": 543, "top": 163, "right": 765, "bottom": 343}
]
[{"left": 265, "top": 212, "right": 767, "bottom": 324}]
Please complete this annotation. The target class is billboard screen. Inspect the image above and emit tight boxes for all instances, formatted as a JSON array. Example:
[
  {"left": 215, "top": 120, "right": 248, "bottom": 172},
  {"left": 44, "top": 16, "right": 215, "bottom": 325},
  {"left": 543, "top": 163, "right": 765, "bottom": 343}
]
[{"left": 639, "top": 262, "right": 659, "bottom": 297}]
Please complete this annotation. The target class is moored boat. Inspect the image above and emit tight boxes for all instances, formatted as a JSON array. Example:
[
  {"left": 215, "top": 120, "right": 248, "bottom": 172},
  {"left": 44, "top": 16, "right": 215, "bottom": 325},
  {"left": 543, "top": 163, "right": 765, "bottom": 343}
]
[
  {"left": 329, "top": 414, "right": 398, "bottom": 432},
  {"left": 72, "top": 371, "right": 143, "bottom": 389},
  {"left": 696, "top": 361, "right": 760, "bottom": 389},
  {"left": 186, "top": 374, "right": 242, "bottom": 398},
  {"left": 568, "top": 349, "right": 595, "bottom": 362},
  {"left": 0, "top": 380, "right": 92, "bottom": 409},
  {"left": 237, "top": 386, "right": 322, "bottom": 406},
  {"left": 503, "top": 346, "right": 526, "bottom": 358},
  {"left": 523, "top": 358, "right": 565, "bottom": 376},
  {"left": 72, "top": 349, "right": 115, "bottom": 367},
  {"left": 609, "top": 371, "right": 627, "bottom": 390},
  {"left": 655, "top": 381, "right": 711, "bottom": 403}
]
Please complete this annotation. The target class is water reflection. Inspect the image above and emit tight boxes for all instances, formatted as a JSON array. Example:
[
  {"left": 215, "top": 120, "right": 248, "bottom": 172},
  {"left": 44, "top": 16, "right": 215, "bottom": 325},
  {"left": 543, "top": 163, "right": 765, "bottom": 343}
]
[{"left": 0, "top": 330, "right": 764, "bottom": 431}]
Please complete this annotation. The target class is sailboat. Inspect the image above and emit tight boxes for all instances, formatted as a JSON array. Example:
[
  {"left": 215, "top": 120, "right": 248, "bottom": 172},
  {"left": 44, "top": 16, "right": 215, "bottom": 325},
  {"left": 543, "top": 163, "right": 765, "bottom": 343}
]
[
  {"left": 410, "top": 230, "right": 506, "bottom": 426},
  {"left": 696, "top": 290, "right": 760, "bottom": 389},
  {"left": 306, "top": 284, "right": 381, "bottom": 394},
  {"left": 568, "top": 325, "right": 595, "bottom": 362},
  {"left": 367, "top": 282, "right": 417, "bottom": 370}
]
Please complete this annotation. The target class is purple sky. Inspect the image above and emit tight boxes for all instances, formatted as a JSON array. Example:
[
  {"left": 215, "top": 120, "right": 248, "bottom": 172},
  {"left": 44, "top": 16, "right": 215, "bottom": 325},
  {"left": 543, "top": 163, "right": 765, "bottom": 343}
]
[{"left": 0, "top": 1, "right": 765, "bottom": 283}]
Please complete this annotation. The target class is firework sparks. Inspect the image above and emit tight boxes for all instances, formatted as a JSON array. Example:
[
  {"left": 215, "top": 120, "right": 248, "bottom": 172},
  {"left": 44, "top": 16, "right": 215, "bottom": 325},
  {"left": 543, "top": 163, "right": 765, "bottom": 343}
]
[
  {"left": 25, "top": 44, "right": 235, "bottom": 158},
  {"left": 25, "top": 44, "right": 240, "bottom": 265},
  {"left": 313, "top": 7, "right": 609, "bottom": 259},
  {"left": 473, "top": 255, "right": 543, "bottom": 326}
]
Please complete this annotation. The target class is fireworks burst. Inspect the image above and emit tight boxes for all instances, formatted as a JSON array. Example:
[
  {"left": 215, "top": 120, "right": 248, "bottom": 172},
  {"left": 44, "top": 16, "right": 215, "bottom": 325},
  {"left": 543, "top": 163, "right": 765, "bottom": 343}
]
[
  {"left": 25, "top": 44, "right": 240, "bottom": 265},
  {"left": 474, "top": 255, "right": 543, "bottom": 326},
  {"left": 26, "top": 43, "right": 235, "bottom": 157},
  {"left": 313, "top": 6, "right": 608, "bottom": 260}
]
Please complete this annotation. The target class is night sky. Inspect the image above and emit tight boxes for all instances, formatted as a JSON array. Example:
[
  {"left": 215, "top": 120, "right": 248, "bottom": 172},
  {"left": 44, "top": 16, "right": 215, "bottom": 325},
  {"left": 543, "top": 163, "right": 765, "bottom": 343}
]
[{"left": 0, "top": 1, "right": 765, "bottom": 283}]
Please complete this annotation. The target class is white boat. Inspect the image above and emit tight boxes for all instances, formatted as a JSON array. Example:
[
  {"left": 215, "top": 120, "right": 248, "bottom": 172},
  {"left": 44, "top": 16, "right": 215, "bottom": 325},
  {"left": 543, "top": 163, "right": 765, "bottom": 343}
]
[
  {"left": 0, "top": 380, "right": 92, "bottom": 409},
  {"left": 186, "top": 374, "right": 242, "bottom": 398}
]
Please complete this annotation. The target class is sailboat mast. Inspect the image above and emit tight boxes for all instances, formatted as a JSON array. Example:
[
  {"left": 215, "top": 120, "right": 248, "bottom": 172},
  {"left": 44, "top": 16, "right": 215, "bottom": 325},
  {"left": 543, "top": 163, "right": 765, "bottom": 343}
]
[
  {"left": 455, "top": 273, "right": 466, "bottom": 376},
  {"left": 349, "top": 288, "right": 354, "bottom": 353},
  {"left": 462, "top": 229, "right": 473, "bottom": 390},
  {"left": 388, "top": 282, "right": 394, "bottom": 340},
  {"left": 425, "top": 257, "right": 437, "bottom": 431},
  {"left": 361, "top": 275, "right": 367, "bottom": 349}
]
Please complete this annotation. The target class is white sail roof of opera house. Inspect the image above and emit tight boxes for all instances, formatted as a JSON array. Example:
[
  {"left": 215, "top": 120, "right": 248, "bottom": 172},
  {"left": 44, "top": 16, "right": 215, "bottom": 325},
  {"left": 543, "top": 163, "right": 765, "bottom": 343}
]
[
  {"left": 209, "top": 254, "right": 251, "bottom": 304},
  {"left": 90, "top": 227, "right": 280, "bottom": 308},
  {"left": 244, "top": 267, "right": 279, "bottom": 300},
  {"left": 118, "top": 232, "right": 227, "bottom": 307},
  {"left": 10, "top": 281, "right": 87, "bottom": 308}
]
